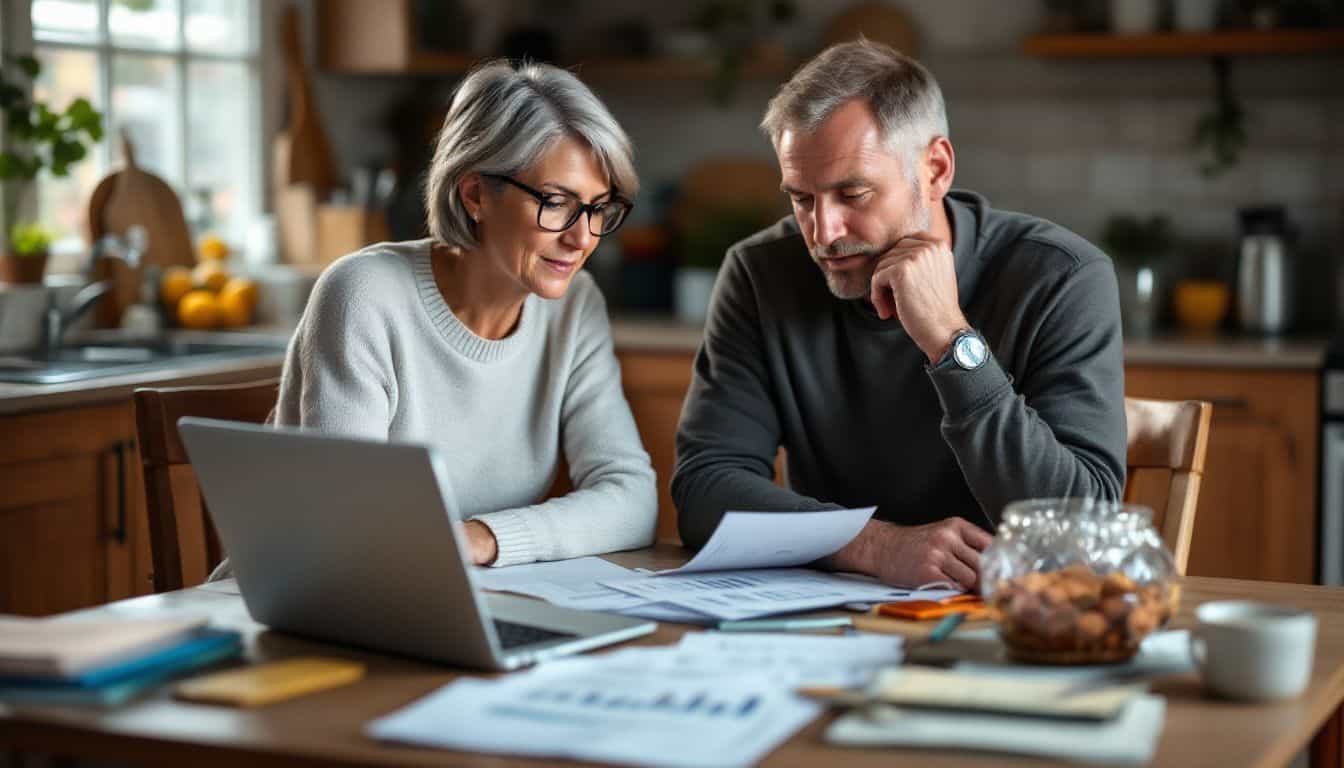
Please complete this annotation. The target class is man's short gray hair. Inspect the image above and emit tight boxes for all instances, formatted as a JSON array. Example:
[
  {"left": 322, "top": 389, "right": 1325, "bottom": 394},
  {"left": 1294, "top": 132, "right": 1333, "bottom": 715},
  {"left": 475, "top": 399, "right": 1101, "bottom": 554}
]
[
  {"left": 426, "top": 60, "right": 638, "bottom": 251},
  {"left": 760, "top": 39, "right": 948, "bottom": 174}
]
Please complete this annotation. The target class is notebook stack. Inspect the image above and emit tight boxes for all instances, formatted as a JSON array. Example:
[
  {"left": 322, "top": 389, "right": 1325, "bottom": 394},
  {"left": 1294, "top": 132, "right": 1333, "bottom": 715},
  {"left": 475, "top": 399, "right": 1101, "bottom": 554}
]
[{"left": 0, "top": 614, "right": 242, "bottom": 706}]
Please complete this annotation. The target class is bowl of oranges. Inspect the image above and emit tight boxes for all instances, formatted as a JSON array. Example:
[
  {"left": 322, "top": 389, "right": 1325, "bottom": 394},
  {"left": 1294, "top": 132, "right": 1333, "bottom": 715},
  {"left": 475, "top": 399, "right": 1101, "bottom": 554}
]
[{"left": 160, "top": 235, "right": 259, "bottom": 330}]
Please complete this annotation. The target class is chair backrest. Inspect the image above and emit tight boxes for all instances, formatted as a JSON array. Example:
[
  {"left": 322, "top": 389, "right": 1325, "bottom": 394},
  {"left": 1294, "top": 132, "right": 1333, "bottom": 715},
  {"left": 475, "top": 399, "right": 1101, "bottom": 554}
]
[
  {"left": 133, "top": 379, "right": 279, "bottom": 592},
  {"left": 1123, "top": 397, "right": 1213, "bottom": 575}
]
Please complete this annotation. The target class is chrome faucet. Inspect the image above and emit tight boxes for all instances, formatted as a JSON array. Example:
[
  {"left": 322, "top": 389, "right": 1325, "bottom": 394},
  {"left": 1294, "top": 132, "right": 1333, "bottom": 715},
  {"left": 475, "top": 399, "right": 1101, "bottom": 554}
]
[
  {"left": 85, "top": 226, "right": 146, "bottom": 283},
  {"left": 42, "top": 281, "right": 114, "bottom": 358},
  {"left": 40, "top": 227, "right": 150, "bottom": 358}
]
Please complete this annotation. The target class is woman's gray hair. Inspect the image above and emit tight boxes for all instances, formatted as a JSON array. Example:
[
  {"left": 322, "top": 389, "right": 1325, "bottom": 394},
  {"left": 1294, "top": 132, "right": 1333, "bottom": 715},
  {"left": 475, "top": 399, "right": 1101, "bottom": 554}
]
[
  {"left": 425, "top": 60, "right": 639, "bottom": 251},
  {"left": 760, "top": 39, "right": 948, "bottom": 178}
]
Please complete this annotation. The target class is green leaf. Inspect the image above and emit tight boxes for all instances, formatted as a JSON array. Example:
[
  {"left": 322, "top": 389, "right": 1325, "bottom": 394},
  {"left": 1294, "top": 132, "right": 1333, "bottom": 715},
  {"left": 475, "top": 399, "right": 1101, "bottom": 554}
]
[
  {"left": 0, "top": 84, "right": 23, "bottom": 109},
  {"left": 15, "top": 56, "right": 41, "bottom": 79},
  {"left": 51, "top": 138, "right": 85, "bottom": 167}
]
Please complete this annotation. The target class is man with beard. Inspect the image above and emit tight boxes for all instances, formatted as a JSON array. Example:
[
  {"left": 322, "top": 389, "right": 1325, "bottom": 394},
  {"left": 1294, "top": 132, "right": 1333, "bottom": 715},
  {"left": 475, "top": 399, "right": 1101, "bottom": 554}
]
[{"left": 672, "top": 40, "right": 1126, "bottom": 590}]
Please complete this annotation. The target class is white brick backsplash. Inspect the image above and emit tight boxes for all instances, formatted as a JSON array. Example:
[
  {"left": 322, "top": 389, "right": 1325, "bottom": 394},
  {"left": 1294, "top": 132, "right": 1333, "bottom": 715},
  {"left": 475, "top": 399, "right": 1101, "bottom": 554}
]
[
  {"left": 1152, "top": 99, "right": 1206, "bottom": 152},
  {"left": 1258, "top": 152, "right": 1327, "bottom": 203},
  {"left": 1153, "top": 151, "right": 1259, "bottom": 205},
  {"left": 1325, "top": 149, "right": 1344, "bottom": 202},
  {"left": 1247, "top": 101, "right": 1330, "bottom": 147},
  {"left": 954, "top": 147, "right": 1029, "bottom": 203},
  {"left": 1025, "top": 152, "right": 1089, "bottom": 196},
  {"left": 1089, "top": 154, "right": 1154, "bottom": 203},
  {"left": 1107, "top": 101, "right": 1160, "bottom": 148}
]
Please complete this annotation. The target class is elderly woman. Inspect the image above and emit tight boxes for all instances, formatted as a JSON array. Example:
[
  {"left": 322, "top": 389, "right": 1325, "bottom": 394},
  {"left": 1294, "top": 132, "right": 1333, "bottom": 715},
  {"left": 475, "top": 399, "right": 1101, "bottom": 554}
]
[{"left": 273, "top": 60, "right": 656, "bottom": 567}]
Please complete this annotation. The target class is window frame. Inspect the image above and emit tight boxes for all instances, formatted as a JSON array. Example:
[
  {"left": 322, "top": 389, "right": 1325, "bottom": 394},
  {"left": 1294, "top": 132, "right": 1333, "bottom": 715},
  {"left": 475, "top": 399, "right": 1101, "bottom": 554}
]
[{"left": 22, "top": 0, "right": 264, "bottom": 250}]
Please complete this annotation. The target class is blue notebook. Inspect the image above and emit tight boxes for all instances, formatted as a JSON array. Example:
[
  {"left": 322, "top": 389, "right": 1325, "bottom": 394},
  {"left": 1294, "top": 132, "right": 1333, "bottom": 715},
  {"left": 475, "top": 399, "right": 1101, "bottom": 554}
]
[{"left": 0, "top": 629, "right": 242, "bottom": 706}]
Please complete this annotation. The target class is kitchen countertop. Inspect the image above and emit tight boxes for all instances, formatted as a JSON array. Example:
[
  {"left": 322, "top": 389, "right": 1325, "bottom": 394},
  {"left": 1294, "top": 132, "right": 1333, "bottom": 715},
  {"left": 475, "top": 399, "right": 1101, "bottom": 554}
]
[
  {"left": 611, "top": 316, "right": 1330, "bottom": 370},
  {"left": 0, "top": 329, "right": 289, "bottom": 416},
  {"left": 0, "top": 319, "right": 1328, "bottom": 416}
]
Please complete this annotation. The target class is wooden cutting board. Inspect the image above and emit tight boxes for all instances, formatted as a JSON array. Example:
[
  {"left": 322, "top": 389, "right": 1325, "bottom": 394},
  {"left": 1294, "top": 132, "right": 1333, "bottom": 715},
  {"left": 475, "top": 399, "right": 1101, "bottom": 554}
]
[
  {"left": 279, "top": 5, "right": 335, "bottom": 198},
  {"left": 273, "top": 5, "right": 335, "bottom": 264},
  {"left": 822, "top": 1, "right": 919, "bottom": 57},
  {"left": 86, "top": 132, "right": 195, "bottom": 326}
]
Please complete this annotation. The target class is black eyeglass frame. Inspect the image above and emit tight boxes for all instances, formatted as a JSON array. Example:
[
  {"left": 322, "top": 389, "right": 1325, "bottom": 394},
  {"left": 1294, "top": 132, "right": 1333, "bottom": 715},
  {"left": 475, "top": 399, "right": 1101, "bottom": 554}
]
[{"left": 481, "top": 173, "right": 633, "bottom": 237}]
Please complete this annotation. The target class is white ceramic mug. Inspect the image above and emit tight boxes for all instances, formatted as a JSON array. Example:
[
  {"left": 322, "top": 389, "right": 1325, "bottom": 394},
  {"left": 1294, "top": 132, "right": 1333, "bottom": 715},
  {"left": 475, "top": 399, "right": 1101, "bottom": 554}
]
[{"left": 1190, "top": 600, "right": 1317, "bottom": 701}]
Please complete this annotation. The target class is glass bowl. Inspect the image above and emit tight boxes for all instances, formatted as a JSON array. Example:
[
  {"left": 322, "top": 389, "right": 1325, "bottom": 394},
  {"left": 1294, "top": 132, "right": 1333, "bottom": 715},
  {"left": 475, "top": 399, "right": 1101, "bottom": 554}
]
[{"left": 980, "top": 497, "right": 1180, "bottom": 665}]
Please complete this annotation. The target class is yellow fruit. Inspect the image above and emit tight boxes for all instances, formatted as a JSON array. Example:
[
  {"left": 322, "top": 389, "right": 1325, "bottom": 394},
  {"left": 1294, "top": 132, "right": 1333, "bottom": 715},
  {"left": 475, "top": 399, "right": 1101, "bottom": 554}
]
[
  {"left": 160, "top": 266, "right": 194, "bottom": 306},
  {"left": 193, "top": 261, "right": 229, "bottom": 293},
  {"left": 177, "top": 290, "right": 220, "bottom": 329},
  {"left": 218, "top": 289, "right": 252, "bottom": 328},
  {"left": 198, "top": 235, "right": 229, "bottom": 262},
  {"left": 219, "top": 277, "right": 258, "bottom": 309}
]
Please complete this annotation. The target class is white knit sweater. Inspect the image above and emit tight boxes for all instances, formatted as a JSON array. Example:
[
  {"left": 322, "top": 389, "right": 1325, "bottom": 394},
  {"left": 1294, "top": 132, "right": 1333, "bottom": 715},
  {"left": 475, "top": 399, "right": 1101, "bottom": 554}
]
[{"left": 273, "top": 239, "right": 657, "bottom": 566}]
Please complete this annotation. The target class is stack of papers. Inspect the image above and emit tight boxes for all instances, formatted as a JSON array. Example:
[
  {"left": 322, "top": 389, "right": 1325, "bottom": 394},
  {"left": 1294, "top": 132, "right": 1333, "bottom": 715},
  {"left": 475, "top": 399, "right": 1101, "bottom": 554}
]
[
  {"left": 475, "top": 508, "right": 961, "bottom": 622},
  {"left": 823, "top": 632, "right": 1186, "bottom": 764},
  {"left": 0, "top": 615, "right": 242, "bottom": 706},
  {"left": 369, "top": 631, "right": 900, "bottom": 767},
  {"left": 827, "top": 696, "right": 1167, "bottom": 765}
]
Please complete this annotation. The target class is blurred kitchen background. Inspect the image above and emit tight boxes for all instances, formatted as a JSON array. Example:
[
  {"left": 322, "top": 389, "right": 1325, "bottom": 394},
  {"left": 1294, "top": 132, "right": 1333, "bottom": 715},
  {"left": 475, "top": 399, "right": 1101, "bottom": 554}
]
[
  {"left": 4, "top": 1, "right": 1344, "bottom": 617},
  {"left": 0, "top": 0, "right": 1340, "bottom": 336}
]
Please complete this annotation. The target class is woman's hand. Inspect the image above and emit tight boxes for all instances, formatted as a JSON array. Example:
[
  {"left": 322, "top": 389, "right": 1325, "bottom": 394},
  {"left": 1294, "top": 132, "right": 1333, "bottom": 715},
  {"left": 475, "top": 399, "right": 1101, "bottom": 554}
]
[{"left": 464, "top": 520, "right": 499, "bottom": 566}]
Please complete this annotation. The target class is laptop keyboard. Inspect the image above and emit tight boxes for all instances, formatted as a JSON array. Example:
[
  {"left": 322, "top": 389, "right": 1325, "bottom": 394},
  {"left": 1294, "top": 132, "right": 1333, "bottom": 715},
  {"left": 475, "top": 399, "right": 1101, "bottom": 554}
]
[{"left": 493, "top": 619, "right": 578, "bottom": 650}]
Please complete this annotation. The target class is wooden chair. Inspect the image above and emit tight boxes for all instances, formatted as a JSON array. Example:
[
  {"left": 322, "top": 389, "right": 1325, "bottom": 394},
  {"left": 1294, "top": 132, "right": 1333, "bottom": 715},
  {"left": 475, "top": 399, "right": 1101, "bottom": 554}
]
[
  {"left": 1123, "top": 397, "right": 1213, "bottom": 575},
  {"left": 133, "top": 379, "right": 279, "bottom": 592}
]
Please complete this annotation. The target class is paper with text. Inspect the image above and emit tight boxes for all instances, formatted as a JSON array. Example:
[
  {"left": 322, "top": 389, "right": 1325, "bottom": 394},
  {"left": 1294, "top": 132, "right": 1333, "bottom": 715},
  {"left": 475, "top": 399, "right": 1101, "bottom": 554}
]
[
  {"left": 659, "top": 507, "right": 877, "bottom": 575},
  {"left": 368, "top": 651, "right": 819, "bottom": 768}
]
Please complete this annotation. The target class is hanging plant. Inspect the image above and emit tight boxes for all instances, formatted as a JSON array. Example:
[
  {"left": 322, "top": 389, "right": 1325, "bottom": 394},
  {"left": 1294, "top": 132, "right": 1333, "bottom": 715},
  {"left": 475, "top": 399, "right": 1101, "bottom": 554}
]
[{"left": 1192, "top": 57, "right": 1246, "bottom": 178}]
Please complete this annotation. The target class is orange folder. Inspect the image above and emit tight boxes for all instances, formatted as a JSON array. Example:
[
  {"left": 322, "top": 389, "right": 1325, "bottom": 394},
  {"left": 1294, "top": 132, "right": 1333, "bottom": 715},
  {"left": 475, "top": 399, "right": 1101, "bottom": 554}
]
[{"left": 876, "top": 593, "right": 988, "bottom": 621}]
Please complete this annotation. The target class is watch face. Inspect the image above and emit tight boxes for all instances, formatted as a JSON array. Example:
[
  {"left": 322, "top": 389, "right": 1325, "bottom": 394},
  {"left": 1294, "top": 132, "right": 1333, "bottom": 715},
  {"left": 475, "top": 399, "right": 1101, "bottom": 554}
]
[{"left": 953, "top": 333, "right": 988, "bottom": 370}]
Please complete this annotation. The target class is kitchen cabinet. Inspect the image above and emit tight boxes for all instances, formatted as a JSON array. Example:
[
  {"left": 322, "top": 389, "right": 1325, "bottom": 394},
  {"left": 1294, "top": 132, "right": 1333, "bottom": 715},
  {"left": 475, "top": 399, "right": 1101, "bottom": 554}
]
[
  {"left": 317, "top": 0, "right": 474, "bottom": 75},
  {"left": 1126, "top": 366, "right": 1319, "bottom": 584},
  {"left": 0, "top": 402, "right": 151, "bottom": 616},
  {"left": 618, "top": 351, "right": 695, "bottom": 542}
]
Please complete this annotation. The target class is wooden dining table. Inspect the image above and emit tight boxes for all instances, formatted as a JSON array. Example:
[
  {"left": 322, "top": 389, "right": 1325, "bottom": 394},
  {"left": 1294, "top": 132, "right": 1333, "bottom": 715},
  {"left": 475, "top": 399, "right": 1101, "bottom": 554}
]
[{"left": 4, "top": 542, "right": 1344, "bottom": 767}]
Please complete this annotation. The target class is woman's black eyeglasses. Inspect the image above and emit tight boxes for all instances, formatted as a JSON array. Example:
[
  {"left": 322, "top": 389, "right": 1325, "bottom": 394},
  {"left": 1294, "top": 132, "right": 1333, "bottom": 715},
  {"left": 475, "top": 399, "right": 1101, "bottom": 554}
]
[{"left": 482, "top": 173, "right": 632, "bottom": 237}]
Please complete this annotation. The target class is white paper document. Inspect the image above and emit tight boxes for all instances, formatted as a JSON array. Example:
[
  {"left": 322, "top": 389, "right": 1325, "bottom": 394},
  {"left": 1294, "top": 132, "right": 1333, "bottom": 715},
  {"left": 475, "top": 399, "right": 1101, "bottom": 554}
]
[
  {"left": 368, "top": 651, "right": 820, "bottom": 768},
  {"left": 671, "top": 632, "right": 904, "bottom": 687},
  {"left": 659, "top": 507, "right": 876, "bottom": 574},
  {"left": 473, "top": 557, "right": 712, "bottom": 624},
  {"left": 602, "top": 568, "right": 910, "bottom": 621},
  {"left": 196, "top": 578, "right": 241, "bottom": 595}
]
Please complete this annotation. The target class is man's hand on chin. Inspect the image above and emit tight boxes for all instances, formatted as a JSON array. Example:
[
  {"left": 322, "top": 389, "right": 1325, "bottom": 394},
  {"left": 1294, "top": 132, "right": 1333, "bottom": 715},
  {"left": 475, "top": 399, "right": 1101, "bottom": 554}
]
[
  {"left": 823, "top": 517, "right": 994, "bottom": 591},
  {"left": 868, "top": 231, "right": 968, "bottom": 363}
]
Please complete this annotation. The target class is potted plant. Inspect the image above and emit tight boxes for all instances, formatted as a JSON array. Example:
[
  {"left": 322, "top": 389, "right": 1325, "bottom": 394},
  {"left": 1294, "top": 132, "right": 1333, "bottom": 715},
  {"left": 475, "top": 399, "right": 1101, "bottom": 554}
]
[
  {"left": 0, "top": 54, "right": 104, "bottom": 284},
  {"left": 1102, "top": 213, "right": 1173, "bottom": 338},
  {"left": 695, "top": 0, "right": 798, "bottom": 106},
  {"left": 675, "top": 206, "right": 774, "bottom": 323}
]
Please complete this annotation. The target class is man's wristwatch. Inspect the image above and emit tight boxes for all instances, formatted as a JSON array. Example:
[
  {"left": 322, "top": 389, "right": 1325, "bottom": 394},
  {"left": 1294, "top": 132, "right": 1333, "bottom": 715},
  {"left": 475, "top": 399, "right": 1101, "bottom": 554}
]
[{"left": 939, "top": 328, "right": 989, "bottom": 371}]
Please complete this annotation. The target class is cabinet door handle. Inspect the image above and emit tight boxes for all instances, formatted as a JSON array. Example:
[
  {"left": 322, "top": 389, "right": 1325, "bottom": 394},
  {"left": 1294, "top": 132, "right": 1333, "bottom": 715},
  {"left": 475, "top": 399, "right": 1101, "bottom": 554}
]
[{"left": 110, "top": 439, "right": 128, "bottom": 545}]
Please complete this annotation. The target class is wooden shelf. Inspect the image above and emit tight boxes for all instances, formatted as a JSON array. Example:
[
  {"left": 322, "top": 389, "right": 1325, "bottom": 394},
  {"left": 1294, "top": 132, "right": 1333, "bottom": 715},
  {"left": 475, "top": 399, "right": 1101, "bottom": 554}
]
[{"left": 1023, "top": 28, "right": 1344, "bottom": 57}]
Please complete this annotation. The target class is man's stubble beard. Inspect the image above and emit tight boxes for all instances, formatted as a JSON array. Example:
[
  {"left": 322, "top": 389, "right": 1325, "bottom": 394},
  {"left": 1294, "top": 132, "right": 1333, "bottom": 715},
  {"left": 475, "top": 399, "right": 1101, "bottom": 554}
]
[{"left": 813, "top": 193, "right": 931, "bottom": 301}]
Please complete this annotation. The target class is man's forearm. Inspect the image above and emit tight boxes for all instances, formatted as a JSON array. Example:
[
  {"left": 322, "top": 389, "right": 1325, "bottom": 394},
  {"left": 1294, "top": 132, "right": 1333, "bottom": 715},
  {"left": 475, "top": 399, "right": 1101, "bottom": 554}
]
[{"left": 818, "top": 519, "right": 892, "bottom": 577}]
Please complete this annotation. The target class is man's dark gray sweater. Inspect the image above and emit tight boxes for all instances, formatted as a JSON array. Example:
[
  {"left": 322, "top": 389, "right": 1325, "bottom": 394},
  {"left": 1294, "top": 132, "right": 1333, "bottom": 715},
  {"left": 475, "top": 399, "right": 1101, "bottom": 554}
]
[{"left": 672, "top": 189, "right": 1127, "bottom": 548}]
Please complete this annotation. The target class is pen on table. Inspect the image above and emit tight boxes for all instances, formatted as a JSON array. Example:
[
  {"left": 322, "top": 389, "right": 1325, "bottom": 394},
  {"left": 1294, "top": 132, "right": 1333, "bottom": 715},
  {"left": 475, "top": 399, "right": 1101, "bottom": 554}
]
[
  {"left": 717, "top": 616, "right": 854, "bottom": 632},
  {"left": 927, "top": 612, "right": 967, "bottom": 642}
]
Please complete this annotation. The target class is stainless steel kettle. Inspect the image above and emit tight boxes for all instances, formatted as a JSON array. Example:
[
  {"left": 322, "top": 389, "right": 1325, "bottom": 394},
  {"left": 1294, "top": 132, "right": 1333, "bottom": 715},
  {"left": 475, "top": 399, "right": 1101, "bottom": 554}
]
[{"left": 1236, "top": 206, "right": 1294, "bottom": 335}]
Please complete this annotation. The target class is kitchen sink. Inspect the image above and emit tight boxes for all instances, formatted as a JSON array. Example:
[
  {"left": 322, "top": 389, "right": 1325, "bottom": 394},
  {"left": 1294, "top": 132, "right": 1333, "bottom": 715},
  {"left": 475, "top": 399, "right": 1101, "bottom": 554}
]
[{"left": 0, "top": 335, "right": 287, "bottom": 384}]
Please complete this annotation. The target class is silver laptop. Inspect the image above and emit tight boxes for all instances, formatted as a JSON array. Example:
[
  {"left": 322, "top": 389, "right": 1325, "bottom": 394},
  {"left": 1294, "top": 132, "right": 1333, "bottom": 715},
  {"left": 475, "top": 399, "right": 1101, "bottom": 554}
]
[{"left": 177, "top": 417, "right": 655, "bottom": 671}]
